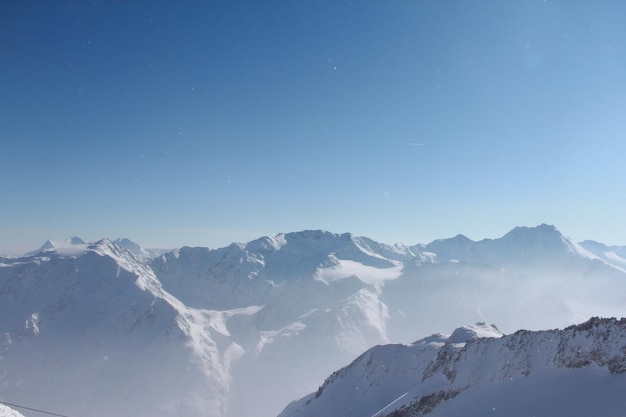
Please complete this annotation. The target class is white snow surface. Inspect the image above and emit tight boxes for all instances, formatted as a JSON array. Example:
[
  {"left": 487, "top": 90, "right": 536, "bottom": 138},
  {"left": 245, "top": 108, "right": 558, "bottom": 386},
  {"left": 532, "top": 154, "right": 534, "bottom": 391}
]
[
  {"left": 316, "top": 258, "right": 403, "bottom": 283},
  {"left": 1, "top": 239, "right": 231, "bottom": 417},
  {"left": 0, "top": 405, "right": 25, "bottom": 417},
  {"left": 2, "top": 225, "right": 626, "bottom": 417},
  {"left": 278, "top": 318, "right": 626, "bottom": 417},
  {"left": 580, "top": 240, "right": 626, "bottom": 272}
]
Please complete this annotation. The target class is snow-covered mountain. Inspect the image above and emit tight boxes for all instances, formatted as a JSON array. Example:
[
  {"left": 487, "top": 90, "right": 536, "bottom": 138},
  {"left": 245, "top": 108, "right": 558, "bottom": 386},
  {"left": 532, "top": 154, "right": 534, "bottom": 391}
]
[
  {"left": 1, "top": 224, "right": 626, "bottom": 417},
  {"left": 424, "top": 224, "right": 598, "bottom": 266},
  {"left": 112, "top": 237, "right": 172, "bottom": 258},
  {"left": 580, "top": 240, "right": 626, "bottom": 271},
  {"left": 383, "top": 224, "right": 626, "bottom": 343},
  {"left": 0, "top": 240, "right": 235, "bottom": 417},
  {"left": 0, "top": 404, "right": 25, "bottom": 417},
  {"left": 279, "top": 317, "right": 626, "bottom": 417},
  {"left": 23, "top": 236, "right": 171, "bottom": 259},
  {"left": 24, "top": 236, "right": 86, "bottom": 256},
  {"left": 151, "top": 230, "right": 406, "bottom": 310}
]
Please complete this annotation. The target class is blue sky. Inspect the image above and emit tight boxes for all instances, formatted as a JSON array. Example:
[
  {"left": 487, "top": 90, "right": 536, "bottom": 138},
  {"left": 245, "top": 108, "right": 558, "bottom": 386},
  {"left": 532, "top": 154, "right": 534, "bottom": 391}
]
[{"left": 1, "top": 1, "right": 625, "bottom": 253}]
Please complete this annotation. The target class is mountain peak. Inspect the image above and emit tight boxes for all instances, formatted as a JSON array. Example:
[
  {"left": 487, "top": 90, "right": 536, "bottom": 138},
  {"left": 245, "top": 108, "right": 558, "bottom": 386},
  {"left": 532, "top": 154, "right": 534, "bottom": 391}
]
[
  {"left": 447, "top": 322, "right": 504, "bottom": 344},
  {"left": 26, "top": 236, "right": 88, "bottom": 256},
  {"left": 502, "top": 223, "right": 560, "bottom": 240},
  {"left": 424, "top": 233, "right": 475, "bottom": 262},
  {"left": 66, "top": 236, "right": 85, "bottom": 245},
  {"left": 113, "top": 237, "right": 149, "bottom": 257},
  {"left": 496, "top": 223, "right": 600, "bottom": 263},
  {"left": 39, "top": 239, "right": 56, "bottom": 251},
  {"left": 283, "top": 230, "right": 352, "bottom": 242}
]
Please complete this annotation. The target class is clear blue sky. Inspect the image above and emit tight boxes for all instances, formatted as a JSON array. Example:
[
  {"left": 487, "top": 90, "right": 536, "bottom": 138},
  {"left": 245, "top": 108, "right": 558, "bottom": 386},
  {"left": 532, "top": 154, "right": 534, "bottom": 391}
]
[{"left": 1, "top": 1, "right": 625, "bottom": 253}]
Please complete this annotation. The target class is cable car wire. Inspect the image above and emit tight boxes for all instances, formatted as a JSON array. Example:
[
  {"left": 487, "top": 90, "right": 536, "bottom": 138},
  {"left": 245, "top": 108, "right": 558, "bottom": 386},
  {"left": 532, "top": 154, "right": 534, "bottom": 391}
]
[{"left": 0, "top": 400, "right": 70, "bottom": 417}]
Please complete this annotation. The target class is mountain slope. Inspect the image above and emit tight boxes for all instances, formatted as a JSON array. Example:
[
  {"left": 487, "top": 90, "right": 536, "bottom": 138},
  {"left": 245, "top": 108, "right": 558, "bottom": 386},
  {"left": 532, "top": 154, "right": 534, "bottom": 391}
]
[
  {"left": 383, "top": 224, "right": 626, "bottom": 341},
  {"left": 423, "top": 224, "right": 599, "bottom": 267},
  {"left": 150, "top": 230, "right": 405, "bottom": 310},
  {"left": 0, "top": 240, "right": 234, "bottom": 417},
  {"left": 580, "top": 240, "right": 626, "bottom": 271},
  {"left": 2, "top": 225, "right": 626, "bottom": 417},
  {"left": 278, "top": 317, "right": 626, "bottom": 417}
]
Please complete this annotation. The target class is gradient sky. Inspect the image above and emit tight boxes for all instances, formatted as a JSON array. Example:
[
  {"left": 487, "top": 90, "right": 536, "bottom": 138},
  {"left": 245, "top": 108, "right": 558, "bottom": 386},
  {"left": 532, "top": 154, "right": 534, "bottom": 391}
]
[{"left": 2, "top": 1, "right": 625, "bottom": 254}]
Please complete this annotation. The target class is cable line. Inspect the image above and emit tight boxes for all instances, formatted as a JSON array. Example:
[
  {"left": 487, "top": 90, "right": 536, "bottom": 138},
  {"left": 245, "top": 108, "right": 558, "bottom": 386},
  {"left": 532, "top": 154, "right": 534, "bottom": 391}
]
[{"left": 0, "top": 400, "right": 70, "bottom": 417}]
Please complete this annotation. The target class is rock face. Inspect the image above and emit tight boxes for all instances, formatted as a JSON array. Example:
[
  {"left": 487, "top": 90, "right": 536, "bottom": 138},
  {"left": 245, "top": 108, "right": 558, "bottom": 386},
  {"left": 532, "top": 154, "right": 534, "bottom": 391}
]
[{"left": 278, "top": 317, "right": 626, "bottom": 417}]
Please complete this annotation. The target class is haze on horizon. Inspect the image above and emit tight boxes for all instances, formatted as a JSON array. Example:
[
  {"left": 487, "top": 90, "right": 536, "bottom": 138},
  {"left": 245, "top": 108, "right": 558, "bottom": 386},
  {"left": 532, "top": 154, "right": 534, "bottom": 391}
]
[{"left": 1, "top": 1, "right": 625, "bottom": 253}]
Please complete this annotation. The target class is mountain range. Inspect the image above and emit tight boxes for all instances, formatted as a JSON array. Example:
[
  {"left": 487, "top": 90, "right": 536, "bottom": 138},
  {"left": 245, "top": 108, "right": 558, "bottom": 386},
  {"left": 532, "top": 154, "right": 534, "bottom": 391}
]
[
  {"left": 1, "top": 224, "right": 625, "bottom": 417},
  {"left": 24, "top": 237, "right": 171, "bottom": 259},
  {"left": 279, "top": 317, "right": 626, "bottom": 417}
]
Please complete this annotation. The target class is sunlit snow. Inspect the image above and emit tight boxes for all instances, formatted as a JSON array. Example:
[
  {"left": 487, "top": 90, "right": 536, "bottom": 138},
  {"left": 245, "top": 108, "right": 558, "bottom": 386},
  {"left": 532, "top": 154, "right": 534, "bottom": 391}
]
[
  {"left": 2, "top": 225, "right": 626, "bottom": 417},
  {"left": 316, "top": 259, "right": 403, "bottom": 283}
]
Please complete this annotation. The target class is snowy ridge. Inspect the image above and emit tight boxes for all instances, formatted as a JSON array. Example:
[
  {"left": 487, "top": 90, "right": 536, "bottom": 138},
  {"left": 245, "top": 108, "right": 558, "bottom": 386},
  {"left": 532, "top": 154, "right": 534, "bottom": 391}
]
[
  {"left": 151, "top": 230, "right": 409, "bottom": 310},
  {"left": 580, "top": 240, "right": 626, "bottom": 271},
  {"left": 278, "top": 318, "right": 626, "bottom": 417},
  {"left": 424, "top": 224, "right": 599, "bottom": 266},
  {"left": 2, "top": 224, "right": 626, "bottom": 417},
  {"left": 0, "top": 239, "right": 233, "bottom": 417},
  {"left": 21, "top": 236, "right": 170, "bottom": 259}
]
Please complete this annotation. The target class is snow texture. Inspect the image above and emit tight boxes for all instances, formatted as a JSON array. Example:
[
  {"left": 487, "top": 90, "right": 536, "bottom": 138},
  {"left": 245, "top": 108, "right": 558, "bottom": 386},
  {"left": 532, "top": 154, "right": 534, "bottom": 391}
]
[
  {"left": 0, "top": 405, "right": 25, "bottom": 417},
  {"left": 1, "top": 224, "right": 626, "bottom": 417},
  {"left": 278, "top": 318, "right": 626, "bottom": 417}
]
